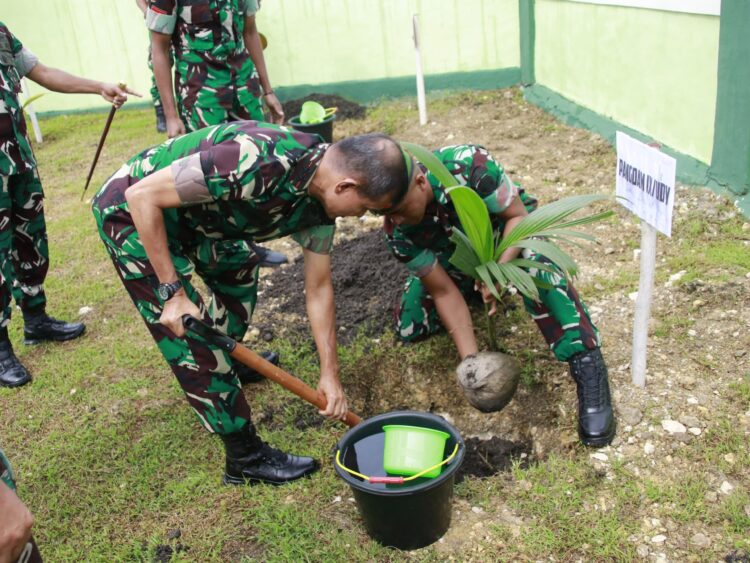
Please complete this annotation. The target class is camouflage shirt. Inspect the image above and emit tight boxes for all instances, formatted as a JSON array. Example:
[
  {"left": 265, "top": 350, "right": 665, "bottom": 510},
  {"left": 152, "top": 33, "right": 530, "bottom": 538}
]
[
  {"left": 93, "top": 121, "right": 335, "bottom": 280},
  {"left": 146, "top": 0, "right": 258, "bottom": 85},
  {"left": 0, "top": 22, "right": 39, "bottom": 176},
  {"left": 385, "top": 145, "right": 538, "bottom": 277}
]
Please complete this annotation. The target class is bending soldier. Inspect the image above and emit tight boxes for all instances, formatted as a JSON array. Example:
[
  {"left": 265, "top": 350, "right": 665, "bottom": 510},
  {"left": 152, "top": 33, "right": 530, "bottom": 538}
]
[{"left": 93, "top": 127, "right": 411, "bottom": 484}]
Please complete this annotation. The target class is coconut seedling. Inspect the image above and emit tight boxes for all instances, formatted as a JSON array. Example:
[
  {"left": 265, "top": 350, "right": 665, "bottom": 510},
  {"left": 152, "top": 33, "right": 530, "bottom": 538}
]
[{"left": 401, "top": 142, "right": 614, "bottom": 411}]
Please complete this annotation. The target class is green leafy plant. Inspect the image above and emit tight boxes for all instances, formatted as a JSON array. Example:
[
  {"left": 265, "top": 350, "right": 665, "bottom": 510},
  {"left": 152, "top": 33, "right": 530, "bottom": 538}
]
[
  {"left": 22, "top": 92, "right": 44, "bottom": 114},
  {"left": 401, "top": 141, "right": 614, "bottom": 350}
]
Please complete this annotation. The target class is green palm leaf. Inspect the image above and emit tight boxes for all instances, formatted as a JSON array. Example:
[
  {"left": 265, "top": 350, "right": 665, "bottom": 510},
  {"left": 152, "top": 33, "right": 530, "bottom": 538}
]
[
  {"left": 491, "top": 261, "right": 540, "bottom": 302},
  {"left": 510, "top": 239, "right": 579, "bottom": 278},
  {"left": 449, "top": 229, "right": 481, "bottom": 277},
  {"left": 447, "top": 186, "right": 494, "bottom": 262},
  {"left": 400, "top": 141, "right": 459, "bottom": 188},
  {"left": 499, "top": 195, "right": 611, "bottom": 251}
]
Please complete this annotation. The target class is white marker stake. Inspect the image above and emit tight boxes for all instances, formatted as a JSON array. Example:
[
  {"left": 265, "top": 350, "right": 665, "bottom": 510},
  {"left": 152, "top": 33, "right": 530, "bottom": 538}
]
[
  {"left": 615, "top": 132, "right": 676, "bottom": 388},
  {"left": 631, "top": 221, "right": 656, "bottom": 387},
  {"left": 22, "top": 78, "right": 43, "bottom": 144},
  {"left": 412, "top": 14, "right": 427, "bottom": 126}
]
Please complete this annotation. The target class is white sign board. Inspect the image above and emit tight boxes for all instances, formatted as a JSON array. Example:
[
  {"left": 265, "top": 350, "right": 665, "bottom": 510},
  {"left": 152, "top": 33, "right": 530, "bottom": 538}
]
[{"left": 616, "top": 131, "right": 676, "bottom": 236}]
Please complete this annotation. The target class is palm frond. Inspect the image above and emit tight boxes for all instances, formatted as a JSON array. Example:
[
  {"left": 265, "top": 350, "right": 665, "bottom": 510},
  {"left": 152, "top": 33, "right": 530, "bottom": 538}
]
[
  {"left": 400, "top": 142, "right": 458, "bottom": 188},
  {"left": 447, "top": 187, "right": 494, "bottom": 263},
  {"left": 449, "top": 230, "right": 481, "bottom": 277}
]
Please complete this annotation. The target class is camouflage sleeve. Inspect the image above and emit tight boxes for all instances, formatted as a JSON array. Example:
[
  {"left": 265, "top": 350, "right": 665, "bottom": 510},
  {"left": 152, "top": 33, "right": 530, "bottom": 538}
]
[
  {"left": 0, "top": 448, "right": 16, "bottom": 491},
  {"left": 245, "top": 0, "right": 259, "bottom": 16},
  {"left": 436, "top": 144, "right": 518, "bottom": 215},
  {"left": 384, "top": 218, "right": 438, "bottom": 278},
  {"left": 291, "top": 224, "right": 335, "bottom": 254},
  {"left": 147, "top": 0, "right": 177, "bottom": 34},
  {"left": 199, "top": 137, "right": 266, "bottom": 202}
]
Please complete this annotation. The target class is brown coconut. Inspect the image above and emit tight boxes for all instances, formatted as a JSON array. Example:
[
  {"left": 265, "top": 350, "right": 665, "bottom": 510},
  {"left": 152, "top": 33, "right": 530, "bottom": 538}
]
[{"left": 456, "top": 352, "right": 521, "bottom": 413}]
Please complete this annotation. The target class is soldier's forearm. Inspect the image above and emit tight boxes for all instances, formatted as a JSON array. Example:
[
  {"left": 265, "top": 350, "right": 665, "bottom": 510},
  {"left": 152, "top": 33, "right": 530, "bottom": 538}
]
[
  {"left": 243, "top": 21, "right": 272, "bottom": 93},
  {"left": 26, "top": 63, "right": 105, "bottom": 96},
  {"left": 125, "top": 168, "right": 182, "bottom": 284},
  {"left": 422, "top": 267, "right": 478, "bottom": 359},
  {"left": 151, "top": 39, "right": 179, "bottom": 119},
  {"left": 303, "top": 256, "right": 340, "bottom": 379}
]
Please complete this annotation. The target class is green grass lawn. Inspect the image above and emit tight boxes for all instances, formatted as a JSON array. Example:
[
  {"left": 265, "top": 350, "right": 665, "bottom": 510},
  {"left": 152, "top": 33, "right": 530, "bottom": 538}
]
[{"left": 1, "top": 92, "right": 748, "bottom": 561}]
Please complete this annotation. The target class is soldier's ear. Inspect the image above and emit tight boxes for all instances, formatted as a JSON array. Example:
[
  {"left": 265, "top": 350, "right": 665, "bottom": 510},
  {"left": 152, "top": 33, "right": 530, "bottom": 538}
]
[{"left": 334, "top": 178, "right": 359, "bottom": 194}]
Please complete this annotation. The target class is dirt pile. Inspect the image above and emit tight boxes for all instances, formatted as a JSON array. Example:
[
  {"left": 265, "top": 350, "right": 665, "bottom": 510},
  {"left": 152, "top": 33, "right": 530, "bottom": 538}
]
[
  {"left": 256, "top": 229, "right": 407, "bottom": 343},
  {"left": 283, "top": 93, "right": 367, "bottom": 121}
]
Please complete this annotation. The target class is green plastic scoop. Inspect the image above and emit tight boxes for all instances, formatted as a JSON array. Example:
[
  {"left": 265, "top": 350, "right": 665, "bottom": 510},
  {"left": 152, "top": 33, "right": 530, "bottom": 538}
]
[{"left": 299, "top": 101, "right": 337, "bottom": 124}]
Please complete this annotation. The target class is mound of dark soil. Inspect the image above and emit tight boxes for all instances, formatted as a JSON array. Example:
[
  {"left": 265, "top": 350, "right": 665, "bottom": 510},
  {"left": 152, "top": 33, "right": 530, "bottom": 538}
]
[
  {"left": 257, "top": 230, "right": 407, "bottom": 343},
  {"left": 283, "top": 93, "right": 367, "bottom": 121},
  {"left": 455, "top": 436, "right": 531, "bottom": 482}
]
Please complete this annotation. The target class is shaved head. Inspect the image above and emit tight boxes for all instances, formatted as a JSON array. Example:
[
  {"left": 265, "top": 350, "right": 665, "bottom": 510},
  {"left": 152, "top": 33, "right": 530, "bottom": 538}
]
[{"left": 329, "top": 133, "right": 409, "bottom": 204}]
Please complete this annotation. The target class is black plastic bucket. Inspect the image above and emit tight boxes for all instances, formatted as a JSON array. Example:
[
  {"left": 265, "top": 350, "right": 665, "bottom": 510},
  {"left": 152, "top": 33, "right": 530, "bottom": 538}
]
[
  {"left": 288, "top": 114, "right": 335, "bottom": 143},
  {"left": 333, "top": 411, "right": 465, "bottom": 550}
]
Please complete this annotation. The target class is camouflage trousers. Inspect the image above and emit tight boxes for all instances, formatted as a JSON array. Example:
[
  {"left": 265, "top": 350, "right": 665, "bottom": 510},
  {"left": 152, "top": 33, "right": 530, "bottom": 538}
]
[
  {"left": 175, "top": 60, "right": 263, "bottom": 132},
  {"left": 94, "top": 205, "right": 261, "bottom": 435},
  {"left": 396, "top": 253, "right": 601, "bottom": 362},
  {"left": 0, "top": 169, "right": 48, "bottom": 327},
  {"left": 0, "top": 448, "right": 43, "bottom": 562}
]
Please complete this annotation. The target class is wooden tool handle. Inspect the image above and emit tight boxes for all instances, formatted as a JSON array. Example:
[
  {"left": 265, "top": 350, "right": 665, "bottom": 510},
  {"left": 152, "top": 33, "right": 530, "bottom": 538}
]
[{"left": 182, "top": 315, "right": 362, "bottom": 427}]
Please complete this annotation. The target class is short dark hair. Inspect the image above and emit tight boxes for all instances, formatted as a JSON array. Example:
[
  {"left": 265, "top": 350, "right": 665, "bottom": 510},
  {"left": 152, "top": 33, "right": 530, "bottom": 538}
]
[{"left": 333, "top": 133, "right": 408, "bottom": 203}]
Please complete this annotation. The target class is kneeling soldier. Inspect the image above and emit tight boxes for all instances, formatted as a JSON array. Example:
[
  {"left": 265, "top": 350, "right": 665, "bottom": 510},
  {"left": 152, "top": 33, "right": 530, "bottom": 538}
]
[{"left": 381, "top": 144, "right": 615, "bottom": 447}]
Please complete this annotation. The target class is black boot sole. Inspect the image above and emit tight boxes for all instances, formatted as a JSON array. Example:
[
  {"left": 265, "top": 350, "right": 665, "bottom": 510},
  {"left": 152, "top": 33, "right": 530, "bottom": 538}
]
[
  {"left": 222, "top": 465, "right": 319, "bottom": 486},
  {"left": 578, "top": 420, "right": 617, "bottom": 448},
  {"left": 24, "top": 326, "right": 86, "bottom": 346},
  {"left": 0, "top": 375, "right": 32, "bottom": 388}
]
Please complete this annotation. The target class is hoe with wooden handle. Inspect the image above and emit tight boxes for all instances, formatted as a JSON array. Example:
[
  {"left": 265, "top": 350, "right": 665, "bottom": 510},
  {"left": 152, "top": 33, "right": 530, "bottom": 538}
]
[{"left": 182, "top": 315, "right": 361, "bottom": 428}]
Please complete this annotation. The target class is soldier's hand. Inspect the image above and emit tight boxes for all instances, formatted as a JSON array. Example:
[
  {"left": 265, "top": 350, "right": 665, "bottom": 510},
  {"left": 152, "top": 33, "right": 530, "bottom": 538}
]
[
  {"left": 0, "top": 481, "right": 34, "bottom": 563},
  {"left": 100, "top": 83, "right": 142, "bottom": 108},
  {"left": 160, "top": 290, "right": 201, "bottom": 338},
  {"left": 262, "top": 92, "right": 285, "bottom": 125},
  {"left": 317, "top": 375, "right": 348, "bottom": 421},
  {"left": 167, "top": 117, "right": 186, "bottom": 139},
  {"left": 475, "top": 280, "right": 500, "bottom": 316}
]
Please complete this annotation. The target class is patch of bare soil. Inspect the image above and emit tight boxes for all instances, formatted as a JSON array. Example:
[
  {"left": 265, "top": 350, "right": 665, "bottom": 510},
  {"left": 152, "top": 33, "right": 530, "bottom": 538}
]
[
  {"left": 255, "top": 228, "right": 406, "bottom": 344},
  {"left": 456, "top": 436, "right": 532, "bottom": 482}
]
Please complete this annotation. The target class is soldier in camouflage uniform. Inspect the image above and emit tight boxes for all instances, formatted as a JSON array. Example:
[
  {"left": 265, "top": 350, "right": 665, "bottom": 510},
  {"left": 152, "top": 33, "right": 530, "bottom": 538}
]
[
  {"left": 382, "top": 144, "right": 615, "bottom": 447},
  {"left": 93, "top": 127, "right": 411, "bottom": 485},
  {"left": 0, "top": 22, "right": 136, "bottom": 388},
  {"left": 0, "top": 448, "right": 42, "bottom": 562},
  {"left": 136, "top": 0, "right": 171, "bottom": 133},
  {"left": 147, "top": 0, "right": 288, "bottom": 267}
]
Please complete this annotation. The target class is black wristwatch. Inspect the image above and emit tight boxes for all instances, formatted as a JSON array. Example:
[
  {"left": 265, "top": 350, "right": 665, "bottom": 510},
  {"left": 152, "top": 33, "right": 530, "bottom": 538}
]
[{"left": 157, "top": 280, "right": 183, "bottom": 301}]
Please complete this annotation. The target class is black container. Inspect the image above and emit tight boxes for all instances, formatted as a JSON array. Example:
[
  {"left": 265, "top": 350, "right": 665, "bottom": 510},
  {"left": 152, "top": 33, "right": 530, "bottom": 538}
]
[
  {"left": 333, "top": 411, "right": 465, "bottom": 550},
  {"left": 288, "top": 114, "right": 335, "bottom": 143}
]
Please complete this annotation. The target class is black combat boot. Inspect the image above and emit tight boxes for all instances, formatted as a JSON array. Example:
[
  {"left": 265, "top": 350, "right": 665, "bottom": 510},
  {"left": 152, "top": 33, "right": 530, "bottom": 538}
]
[
  {"left": 233, "top": 351, "right": 280, "bottom": 385},
  {"left": 155, "top": 105, "right": 167, "bottom": 133},
  {"left": 0, "top": 330, "right": 31, "bottom": 388},
  {"left": 220, "top": 423, "right": 319, "bottom": 485},
  {"left": 250, "top": 242, "right": 288, "bottom": 268},
  {"left": 23, "top": 311, "right": 85, "bottom": 345},
  {"left": 568, "top": 348, "right": 616, "bottom": 447}
]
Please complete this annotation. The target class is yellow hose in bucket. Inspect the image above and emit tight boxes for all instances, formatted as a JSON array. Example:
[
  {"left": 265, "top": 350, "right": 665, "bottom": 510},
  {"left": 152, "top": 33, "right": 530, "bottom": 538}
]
[{"left": 335, "top": 443, "right": 459, "bottom": 485}]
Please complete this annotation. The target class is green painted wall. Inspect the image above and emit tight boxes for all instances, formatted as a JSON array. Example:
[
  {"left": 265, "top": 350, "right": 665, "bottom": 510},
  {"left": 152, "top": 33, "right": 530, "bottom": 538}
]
[
  {"left": 534, "top": 0, "right": 720, "bottom": 164},
  {"left": 4, "top": 0, "right": 520, "bottom": 114},
  {"left": 711, "top": 0, "right": 750, "bottom": 201}
]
